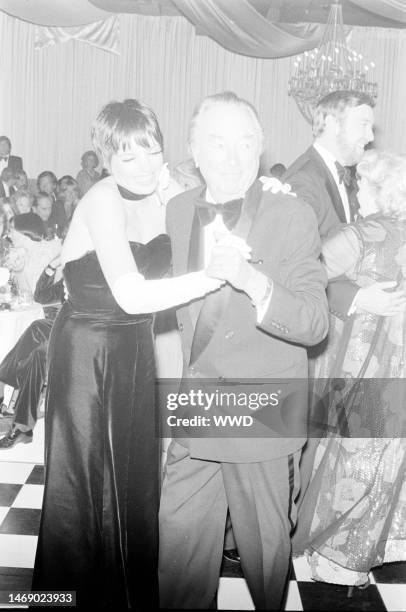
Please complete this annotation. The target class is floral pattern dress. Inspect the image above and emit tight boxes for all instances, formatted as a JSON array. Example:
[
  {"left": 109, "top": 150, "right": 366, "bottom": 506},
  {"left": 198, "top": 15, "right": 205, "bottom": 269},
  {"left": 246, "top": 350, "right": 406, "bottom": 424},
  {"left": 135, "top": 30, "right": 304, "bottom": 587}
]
[{"left": 302, "top": 214, "right": 406, "bottom": 586}]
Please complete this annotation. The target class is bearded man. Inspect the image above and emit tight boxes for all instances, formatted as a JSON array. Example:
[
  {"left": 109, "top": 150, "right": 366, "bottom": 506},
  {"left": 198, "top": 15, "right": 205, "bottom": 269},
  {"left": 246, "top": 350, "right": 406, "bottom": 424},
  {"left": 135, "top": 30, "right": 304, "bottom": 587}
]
[{"left": 284, "top": 91, "right": 406, "bottom": 545}]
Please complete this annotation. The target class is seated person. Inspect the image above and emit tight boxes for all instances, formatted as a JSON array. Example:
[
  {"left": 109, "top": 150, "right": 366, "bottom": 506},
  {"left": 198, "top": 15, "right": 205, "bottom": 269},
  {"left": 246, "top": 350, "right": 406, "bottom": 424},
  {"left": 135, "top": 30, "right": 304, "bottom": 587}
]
[
  {"left": 37, "top": 171, "right": 57, "bottom": 202},
  {"left": 11, "top": 189, "right": 33, "bottom": 215},
  {"left": 53, "top": 177, "right": 80, "bottom": 235},
  {"left": 0, "top": 136, "right": 23, "bottom": 174},
  {"left": 76, "top": 151, "right": 100, "bottom": 196},
  {"left": 7, "top": 212, "right": 61, "bottom": 294},
  {"left": 14, "top": 170, "right": 29, "bottom": 191},
  {"left": 0, "top": 257, "right": 64, "bottom": 448},
  {"left": 32, "top": 192, "right": 56, "bottom": 237}
]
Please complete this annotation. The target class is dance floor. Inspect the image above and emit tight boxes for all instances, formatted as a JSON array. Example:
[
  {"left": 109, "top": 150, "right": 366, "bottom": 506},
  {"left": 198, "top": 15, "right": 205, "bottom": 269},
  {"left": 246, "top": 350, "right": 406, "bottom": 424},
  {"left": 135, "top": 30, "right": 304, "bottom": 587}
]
[{"left": 0, "top": 417, "right": 406, "bottom": 610}]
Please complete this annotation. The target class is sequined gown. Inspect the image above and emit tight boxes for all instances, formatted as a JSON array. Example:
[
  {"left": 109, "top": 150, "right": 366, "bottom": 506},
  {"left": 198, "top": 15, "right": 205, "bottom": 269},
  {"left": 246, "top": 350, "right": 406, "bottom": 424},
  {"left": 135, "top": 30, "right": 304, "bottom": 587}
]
[
  {"left": 295, "top": 215, "right": 406, "bottom": 585},
  {"left": 32, "top": 235, "right": 171, "bottom": 608}
]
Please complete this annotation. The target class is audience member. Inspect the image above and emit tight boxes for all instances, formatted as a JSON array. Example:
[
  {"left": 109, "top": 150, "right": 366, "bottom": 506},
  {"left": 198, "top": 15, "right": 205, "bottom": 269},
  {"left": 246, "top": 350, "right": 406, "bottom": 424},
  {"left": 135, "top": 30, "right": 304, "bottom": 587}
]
[
  {"left": 0, "top": 256, "right": 64, "bottom": 448},
  {"left": 14, "top": 169, "right": 29, "bottom": 191},
  {"left": 37, "top": 171, "right": 57, "bottom": 202},
  {"left": 32, "top": 192, "right": 55, "bottom": 237},
  {"left": 12, "top": 190, "right": 33, "bottom": 215},
  {"left": 53, "top": 177, "right": 80, "bottom": 234},
  {"left": 0, "top": 136, "right": 23, "bottom": 174},
  {"left": 7, "top": 212, "right": 61, "bottom": 294},
  {"left": 76, "top": 150, "right": 100, "bottom": 196}
]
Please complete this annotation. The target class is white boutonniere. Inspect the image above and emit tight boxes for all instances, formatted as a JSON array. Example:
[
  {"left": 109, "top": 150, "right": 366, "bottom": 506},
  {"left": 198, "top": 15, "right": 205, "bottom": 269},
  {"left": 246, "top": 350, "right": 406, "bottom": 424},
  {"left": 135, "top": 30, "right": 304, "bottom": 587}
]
[{"left": 259, "top": 176, "right": 296, "bottom": 197}]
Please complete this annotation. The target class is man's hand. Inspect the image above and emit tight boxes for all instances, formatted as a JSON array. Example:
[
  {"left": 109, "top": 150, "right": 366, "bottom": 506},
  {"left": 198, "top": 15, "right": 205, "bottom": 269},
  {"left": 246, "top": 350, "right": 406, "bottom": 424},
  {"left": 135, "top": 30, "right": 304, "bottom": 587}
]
[
  {"left": 206, "top": 244, "right": 254, "bottom": 292},
  {"left": 356, "top": 281, "right": 406, "bottom": 316}
]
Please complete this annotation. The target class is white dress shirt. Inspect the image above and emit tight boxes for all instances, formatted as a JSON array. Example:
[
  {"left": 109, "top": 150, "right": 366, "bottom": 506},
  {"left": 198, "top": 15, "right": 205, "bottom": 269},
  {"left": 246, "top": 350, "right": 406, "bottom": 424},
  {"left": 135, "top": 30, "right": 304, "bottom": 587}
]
[
  {"left": 313, "top": 142, "right": 351, "bottom": 223},
  {"left": 0, "top": 157, "right": 9, "bottom": 175},
  {"left": 204, "top": 188, "right": 271, "bottom": 322}
]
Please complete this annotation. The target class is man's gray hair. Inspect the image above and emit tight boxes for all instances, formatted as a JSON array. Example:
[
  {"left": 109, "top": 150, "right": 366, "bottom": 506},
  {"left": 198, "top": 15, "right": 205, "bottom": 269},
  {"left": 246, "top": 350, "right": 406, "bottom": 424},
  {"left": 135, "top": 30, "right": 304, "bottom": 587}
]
[{"left": 188, "top": 91, "right": 264, "bottom": 147}]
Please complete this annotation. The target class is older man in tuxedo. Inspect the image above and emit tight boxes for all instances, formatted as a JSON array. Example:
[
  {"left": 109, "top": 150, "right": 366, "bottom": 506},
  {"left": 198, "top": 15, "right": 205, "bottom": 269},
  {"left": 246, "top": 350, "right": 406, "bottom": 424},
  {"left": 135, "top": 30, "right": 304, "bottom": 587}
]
[
  {"left": 158, "top": 92, "right": 329, "bottom": 610},
  {"left": 0, "top": 136, "right": 23, "bottom": 175}
]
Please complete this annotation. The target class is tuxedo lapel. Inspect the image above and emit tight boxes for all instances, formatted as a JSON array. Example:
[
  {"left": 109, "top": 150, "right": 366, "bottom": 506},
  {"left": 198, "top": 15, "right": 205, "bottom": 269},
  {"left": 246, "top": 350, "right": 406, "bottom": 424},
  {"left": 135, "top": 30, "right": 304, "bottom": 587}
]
[{"left": 309, "top": 147, "right": 347, "bottom": 223}]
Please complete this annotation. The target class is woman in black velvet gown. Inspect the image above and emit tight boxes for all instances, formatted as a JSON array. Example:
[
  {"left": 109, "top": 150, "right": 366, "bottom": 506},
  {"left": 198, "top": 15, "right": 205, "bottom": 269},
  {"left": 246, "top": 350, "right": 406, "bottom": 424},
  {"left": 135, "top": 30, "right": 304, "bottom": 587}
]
[{"left": 32, "top": 99, "right": 221, "bottom": 608}]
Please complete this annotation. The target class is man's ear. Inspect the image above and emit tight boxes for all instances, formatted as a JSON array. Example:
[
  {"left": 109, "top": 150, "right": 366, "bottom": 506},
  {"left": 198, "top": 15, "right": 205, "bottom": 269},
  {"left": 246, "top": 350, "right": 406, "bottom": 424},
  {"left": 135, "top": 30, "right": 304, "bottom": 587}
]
[{"left": 325, "top": 113, "right": 340, "bottom": 136}]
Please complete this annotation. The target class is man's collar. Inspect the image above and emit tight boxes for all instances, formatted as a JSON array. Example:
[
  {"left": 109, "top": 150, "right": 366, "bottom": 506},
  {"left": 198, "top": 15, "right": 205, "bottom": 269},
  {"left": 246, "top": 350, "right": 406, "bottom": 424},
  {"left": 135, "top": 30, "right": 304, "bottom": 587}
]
[{"left": 313, "top": 142, "right": 337, "bottom": 165}]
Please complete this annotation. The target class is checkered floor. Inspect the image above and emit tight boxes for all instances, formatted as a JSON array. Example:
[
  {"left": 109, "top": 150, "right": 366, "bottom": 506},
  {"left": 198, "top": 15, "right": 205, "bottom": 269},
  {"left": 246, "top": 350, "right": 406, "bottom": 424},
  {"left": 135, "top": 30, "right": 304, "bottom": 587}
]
[{"left": 0, "top": 458, "right": 406, "bottom": 610}]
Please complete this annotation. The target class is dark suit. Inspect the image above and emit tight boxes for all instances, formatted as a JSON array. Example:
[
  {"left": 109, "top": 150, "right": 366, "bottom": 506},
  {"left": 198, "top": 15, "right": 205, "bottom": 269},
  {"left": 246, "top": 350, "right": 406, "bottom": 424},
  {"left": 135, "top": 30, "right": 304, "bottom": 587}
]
[
  {"left": 159, "top": 181, "right": 328, "bottom": 609},
  {"left": 7, "top": 155, "right": 23, "bottom": 173},
  {"left": 0, "top": 155, "right": 23, "bottom": 174},
  {"left": 284, "top": 145, "right": 359, "bottom": 551},
  {"left": 284, "top": 145, "right": 359, "bottom": 316}
]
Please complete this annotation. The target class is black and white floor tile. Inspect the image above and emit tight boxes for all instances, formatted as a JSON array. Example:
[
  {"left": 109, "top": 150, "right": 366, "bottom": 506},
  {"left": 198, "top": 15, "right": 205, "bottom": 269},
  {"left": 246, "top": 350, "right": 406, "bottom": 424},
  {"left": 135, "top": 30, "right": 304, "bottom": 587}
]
[{"left": 0, "top": 432, "right": 406, "bottom": 610}]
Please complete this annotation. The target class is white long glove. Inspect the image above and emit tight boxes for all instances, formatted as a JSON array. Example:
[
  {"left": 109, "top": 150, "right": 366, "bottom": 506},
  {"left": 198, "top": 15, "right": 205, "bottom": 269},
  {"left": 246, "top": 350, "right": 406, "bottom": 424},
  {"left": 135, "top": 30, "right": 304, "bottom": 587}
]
[{"left": 112, "top": 270, "right": 222, "bottom": 314}]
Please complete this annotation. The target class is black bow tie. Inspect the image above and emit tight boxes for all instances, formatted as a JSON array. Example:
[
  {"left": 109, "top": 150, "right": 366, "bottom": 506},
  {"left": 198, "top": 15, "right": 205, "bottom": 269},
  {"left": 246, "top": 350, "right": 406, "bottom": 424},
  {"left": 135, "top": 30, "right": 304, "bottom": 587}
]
[
  {"left": 195, "top": 197, "right": 243, "bottom": 230},
  {"left": 0, "top": 157, "right": 8, "bottom": 162},
  {"left": 335, "top": 162, "right": 353, "bottom": 188}
]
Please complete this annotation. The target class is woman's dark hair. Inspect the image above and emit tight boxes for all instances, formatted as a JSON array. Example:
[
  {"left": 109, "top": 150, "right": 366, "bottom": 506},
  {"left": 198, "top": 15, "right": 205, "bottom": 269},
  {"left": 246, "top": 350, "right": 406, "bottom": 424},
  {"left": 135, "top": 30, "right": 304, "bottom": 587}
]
[
  {"left": 12, "top": 212, "right": 45, "bottom": 242},
  {"left": 91, "top": 99, "right": 163, "bottom": 166}
]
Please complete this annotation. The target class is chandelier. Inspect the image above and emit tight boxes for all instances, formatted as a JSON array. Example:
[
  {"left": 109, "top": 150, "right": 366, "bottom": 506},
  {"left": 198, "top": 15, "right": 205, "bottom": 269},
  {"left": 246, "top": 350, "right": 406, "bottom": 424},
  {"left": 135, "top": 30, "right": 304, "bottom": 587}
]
[{"left": 288, "top": 2, "right": 378, "bottom": 123}]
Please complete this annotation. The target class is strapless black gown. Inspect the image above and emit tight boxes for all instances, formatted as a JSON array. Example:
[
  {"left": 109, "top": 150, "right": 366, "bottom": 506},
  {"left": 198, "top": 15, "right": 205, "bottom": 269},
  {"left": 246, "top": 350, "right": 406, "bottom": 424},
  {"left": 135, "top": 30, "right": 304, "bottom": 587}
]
[{"left": 32, "top": 235, "right": 171, "bottom": 609}]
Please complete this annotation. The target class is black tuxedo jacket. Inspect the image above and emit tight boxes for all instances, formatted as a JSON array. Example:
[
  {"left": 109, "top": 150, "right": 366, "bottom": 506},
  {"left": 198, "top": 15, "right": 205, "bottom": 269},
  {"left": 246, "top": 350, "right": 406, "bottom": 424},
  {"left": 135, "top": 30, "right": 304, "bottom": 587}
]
[
  {"left": 284, "top": 145, "right": 351, "bottom": 239},
  {"left": 166, "top": 181, "right": 329, "bottom": 462},
  {"left": 284, "top": 146, "right": 358, "bottom": 319}
]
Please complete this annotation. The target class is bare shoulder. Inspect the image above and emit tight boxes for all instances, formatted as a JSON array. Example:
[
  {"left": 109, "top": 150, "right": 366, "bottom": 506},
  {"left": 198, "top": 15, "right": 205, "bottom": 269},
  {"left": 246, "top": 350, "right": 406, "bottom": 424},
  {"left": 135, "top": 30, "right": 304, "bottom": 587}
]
[{"left": 78, "top": 176, "right": 123, "bottom": 218}]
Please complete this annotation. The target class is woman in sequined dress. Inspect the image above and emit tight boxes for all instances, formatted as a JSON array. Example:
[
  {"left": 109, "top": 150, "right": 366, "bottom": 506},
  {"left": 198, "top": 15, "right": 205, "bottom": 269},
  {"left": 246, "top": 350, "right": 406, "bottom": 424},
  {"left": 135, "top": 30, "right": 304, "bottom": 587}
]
[{"left": 295, "top": 150, "right": 406, "bottom": 586}]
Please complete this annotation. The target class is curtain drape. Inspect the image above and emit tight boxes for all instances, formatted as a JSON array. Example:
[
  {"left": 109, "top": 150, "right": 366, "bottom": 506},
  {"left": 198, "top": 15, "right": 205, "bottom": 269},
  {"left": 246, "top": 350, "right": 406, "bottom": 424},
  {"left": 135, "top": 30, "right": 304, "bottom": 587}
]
[
  {"left": 170, "top": 0, "right": 323, "bottom": 58},
  {"left": 0, "top": 0, "right": 111, "bottom": 26},
  {"left": 1, "top": 11, "right": 406, "bottom": 179},
  {"left": 350, "top": 0, "right": 406, "bottom": 24}
]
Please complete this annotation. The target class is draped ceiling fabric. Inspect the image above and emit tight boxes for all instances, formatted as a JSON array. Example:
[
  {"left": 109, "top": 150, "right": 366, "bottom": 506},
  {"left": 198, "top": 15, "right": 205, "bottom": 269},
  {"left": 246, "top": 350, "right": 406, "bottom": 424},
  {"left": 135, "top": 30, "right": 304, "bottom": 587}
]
[
  {"left": 1, "top": 10, "right": 406, "bottom": 179},
  {"left": 35, "top": 17, "right": 120, "bottom": 54},
  {"left": 350, "top": 0, "right": 406, "bottom": 24},
  {"left": 170, "top": 0, "right": 322, "bottom": 58},
  {"left": 0, "top": 0, "right": 111, "bottom": 26}
]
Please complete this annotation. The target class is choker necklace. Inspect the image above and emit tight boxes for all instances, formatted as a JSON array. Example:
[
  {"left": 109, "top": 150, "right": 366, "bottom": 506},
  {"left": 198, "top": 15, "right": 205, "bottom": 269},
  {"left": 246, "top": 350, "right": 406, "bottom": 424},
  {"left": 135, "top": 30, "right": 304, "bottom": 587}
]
[{"left": 117, "top": 184, "right": 155, "bottom": 201}]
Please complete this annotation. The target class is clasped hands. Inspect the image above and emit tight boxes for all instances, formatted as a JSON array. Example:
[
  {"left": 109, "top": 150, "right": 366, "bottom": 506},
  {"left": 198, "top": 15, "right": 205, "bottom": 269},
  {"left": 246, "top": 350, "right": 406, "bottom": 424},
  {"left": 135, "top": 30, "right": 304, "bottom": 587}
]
[{"left": 205, "top": 234, "right": 258, "bottom": 293}]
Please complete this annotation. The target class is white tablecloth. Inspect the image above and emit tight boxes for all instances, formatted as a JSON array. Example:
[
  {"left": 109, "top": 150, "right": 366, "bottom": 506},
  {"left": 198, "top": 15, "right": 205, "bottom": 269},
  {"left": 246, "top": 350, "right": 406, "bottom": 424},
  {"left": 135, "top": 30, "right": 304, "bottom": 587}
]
[{"left": 0, "top": 303, "right": 44, "bottom": 363}]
